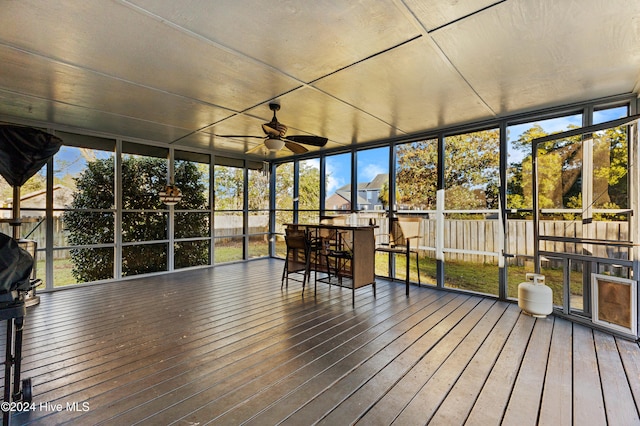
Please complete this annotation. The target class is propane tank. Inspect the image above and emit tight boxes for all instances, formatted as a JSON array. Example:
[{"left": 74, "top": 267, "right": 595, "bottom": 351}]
[{"left": 518, "top": 273, "right": 553, "bottom": 318}]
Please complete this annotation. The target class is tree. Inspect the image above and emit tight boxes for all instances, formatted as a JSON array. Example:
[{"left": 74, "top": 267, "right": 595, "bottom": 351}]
[
  {"left": 0, "top": 178, "right": 10, "bottom": 204},
  {"left": 378, "top": 180, "right": 390, "bottom": 209},
  {"left": 396, "top": 140, "right": 438, "bottom": 209},
  {"left": 247, "top": 169, "right": 269, "bottom": 211},
  {"left": 593, "top": 126, "right": 628, "bottom": 208},
  {"left": 395, "top": 131, "right": 500, "bottom": 210},
  {"left": 213, "top": 165, "right": 244, "bottom": 210},
  {"left": 63, "top": 156, "right": 208, "bottom": 282},
  {"left": 507, "top": 123, "right": 628, "bottom": 215}
]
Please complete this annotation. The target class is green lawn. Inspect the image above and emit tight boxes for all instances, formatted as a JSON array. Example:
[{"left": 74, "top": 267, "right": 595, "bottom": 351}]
[
  {"left": 45, "top": 246, "right": 580, "bottom": 305},
  {"left": 386, "top": 253, "right": 579, "bottom": 305}
]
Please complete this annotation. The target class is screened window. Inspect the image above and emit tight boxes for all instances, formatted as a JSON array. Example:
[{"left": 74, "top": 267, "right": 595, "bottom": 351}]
[
  {"left": 120, "top": 142, "right": 169, "bottom": 276},
  {"left": 54, "top": 134, "right": 116, "bottom": 286},
  {"left": 325, "top": 153, "right": 351, "bottom": 215},
  {"left": 443, "top": 129, "right": 500, "bottom": 296},
  {"left": 393, "top": 139, "right": 438, "bottom": 285},
  {"left": 214, "top": 163, "right": 244, "bottom": 263},
  {"left": 174, "top": 150, "right": 210, "bottom": 269},
  {"left": 298, "top": 159, "right": 321, "bottom": 224},
  {"left": 248, "top": 165, "right": 270, "bottom": 259},
  {"left": 505, "top": 112, "right": 583, "bottom": 301}
]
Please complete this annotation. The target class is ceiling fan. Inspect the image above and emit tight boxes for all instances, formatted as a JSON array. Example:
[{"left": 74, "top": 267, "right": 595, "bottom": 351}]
[{"left": 216, "top": 103, "right": 328, "bottom": 155}]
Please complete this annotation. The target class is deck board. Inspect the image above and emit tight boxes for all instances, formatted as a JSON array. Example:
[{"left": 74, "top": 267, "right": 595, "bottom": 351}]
[
  {"left": 502, "top": 316, "right": 554, "bottom": 425},
  {"left": 242, "top": 291, "right": 453, "bottom": 425},
  {"left": 462, "top": 309, "right": 536, "bottom": 425},
  {"left": 594, "top": 330, "right": 640, "bottom": 425},
  {"left": 617, "top": 337, "right": 640, "bottom": 414},
  {"left": 391, "top": 301, "right": 510, "bottom": 425},
  {"left": 538, "top": 318, "right": 573, "bottom": 426},
  {"left": 0, "top": 258, "right": 636, "bottom": 425},
  {"left": 573, "top": 324, "right": 607, "bottom": 425},
  {"left": 156, "top": 285, "right": 422, "bottom": 424},
  {"left": 428, "top": 303, "right": 521, "bottom": 425},
  {"left": 288, "top": 292, "right": 468, "bottom": 426},
  {"left": 337, "top": 296, "right": 483, "bottom": 426}
]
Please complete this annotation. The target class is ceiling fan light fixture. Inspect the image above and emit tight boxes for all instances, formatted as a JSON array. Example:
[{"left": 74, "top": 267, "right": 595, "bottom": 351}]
[{"left": 264, "top": 137, "right": 285, "bottom": 152}]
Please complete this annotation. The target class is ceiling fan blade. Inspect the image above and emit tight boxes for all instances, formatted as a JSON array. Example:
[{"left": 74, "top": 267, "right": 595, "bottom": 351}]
[
  {"left": 262, "top": 122, "right": 287, "bottom": 137},
  {"left": 245, "top": 144, "right": 266, "bottom": 154},
  {"left": 215, "top": 134, "right": 264, "bottom": 139},
  {"left": 285, "top": 135, "right": 328, "bottom": 147},
  {"left": 284, "top": 141, "right": 308, "bottom": 154}
]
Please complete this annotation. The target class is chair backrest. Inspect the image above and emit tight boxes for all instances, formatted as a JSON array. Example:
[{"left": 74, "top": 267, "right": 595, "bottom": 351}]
[
  {"left": 285, "top": 226, "right": 305, "bottom": 236},
  {"left": 389, "top": 217, "right": 421, "bottom": 245},
  {"left": 285, "top": 233, "right": 308, "bottom": 250},
  {"left": 318, "top": 215, "right": 347, "bottom": 241},
  {"left": 398, "top": 217, "right": 421, "bottom": 239}
]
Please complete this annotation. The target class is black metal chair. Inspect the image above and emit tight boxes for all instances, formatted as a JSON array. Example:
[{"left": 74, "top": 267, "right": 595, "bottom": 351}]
[{"left": 375, "top": 216, "right": 421, "bottom": 295}]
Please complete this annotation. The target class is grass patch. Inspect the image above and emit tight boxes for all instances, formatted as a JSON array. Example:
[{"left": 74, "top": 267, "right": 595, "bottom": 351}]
[
  {"left": 380, "top": 253, "right": 579, "bottom": 305},
  {"left": 45, "top": 246, "right": 582, "bottom": 306}
]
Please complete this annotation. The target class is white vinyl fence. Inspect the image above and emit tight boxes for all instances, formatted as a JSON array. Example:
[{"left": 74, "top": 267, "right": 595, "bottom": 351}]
[{"left": 2, "top": 216, "right": 628, "bottom": 264}]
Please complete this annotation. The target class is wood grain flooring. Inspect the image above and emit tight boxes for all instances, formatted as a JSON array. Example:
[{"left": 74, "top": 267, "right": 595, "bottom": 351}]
[{"left": 1, "top": 258, "right": 638, "bottom": 425}]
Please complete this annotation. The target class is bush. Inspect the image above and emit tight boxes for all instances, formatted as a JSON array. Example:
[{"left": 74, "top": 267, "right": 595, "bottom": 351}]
[{"left": 63, "top": 157, "right": 208, "bottom": 282}]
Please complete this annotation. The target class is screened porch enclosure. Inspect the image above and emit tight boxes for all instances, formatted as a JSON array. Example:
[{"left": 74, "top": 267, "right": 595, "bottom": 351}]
[
  {"left": 1, "top": 97, "right": 639, "bottom": 339},
  {"left": 271, "top": 100, "right": 640, "bottom": 338},
  {"left": 2, "top": 2, "right": 640, "bottom": 425}
]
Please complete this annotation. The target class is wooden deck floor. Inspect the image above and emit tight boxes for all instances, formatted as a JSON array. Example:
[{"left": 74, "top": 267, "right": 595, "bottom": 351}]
[{"left": 3, "top": 258, "right": 640, "bottom": 425}]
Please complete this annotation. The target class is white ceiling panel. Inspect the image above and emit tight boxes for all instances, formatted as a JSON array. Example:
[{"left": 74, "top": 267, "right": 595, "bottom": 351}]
[
  {"left": 314, "top": 37, "right": 494, "bottom": 133},
  {"left": 194, "top": 88, "right": 399, "bottom": 158},
  {"left": 431, "top": 0, "right": 640, "bottom": 115},
  {"left": 0, "top": 45, "right": 235, "bottom": 134},
  {"left": 264, "top": 88, "right": 404, "bottom": 145},
  {"left": 402, "top": 0, "right": 499, "bottom": 31},
  {"left": 128, "top": 0, "right": 420, "bottom": 83},
  {"left": 0, "top": 0, "right": 301, "bottom": 111},
  {"left": 0, "top": 90, "right": 191, "bottom": 143}
]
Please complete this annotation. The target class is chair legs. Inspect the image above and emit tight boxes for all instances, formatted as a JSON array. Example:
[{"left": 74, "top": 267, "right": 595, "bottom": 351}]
[
  {"left": 281, "top": 246, "right": 312, "bottom": 295},
  {"left": 403, "top": 240, "right": 421, "bottom": 296},
  {"left": 405, "top": 249, "right": 410, "bottom": 296},
  {"left": 415, "top": 250, "right": 421, "bottom": 286},
  {"left": 302, "top": 254, "right": 312, "bottom": 296}
]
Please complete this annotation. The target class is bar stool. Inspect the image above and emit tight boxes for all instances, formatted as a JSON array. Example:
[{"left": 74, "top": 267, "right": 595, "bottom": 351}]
[{"left": 281, "top": 229, "right": 312, "bottom": 295}]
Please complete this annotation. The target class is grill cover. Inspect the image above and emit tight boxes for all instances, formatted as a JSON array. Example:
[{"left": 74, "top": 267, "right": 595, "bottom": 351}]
[
  {"left": 0, "top": 125, "right": 63, "bottom": 187},
  {"left": 0, "top": 233, "right": 33, "bottom": 292}
]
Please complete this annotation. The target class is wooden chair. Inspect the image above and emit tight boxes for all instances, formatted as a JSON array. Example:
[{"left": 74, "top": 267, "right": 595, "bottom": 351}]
[
  {"left": 375, "top": 216, "right": 421, "bottom": 295},
  {"left": 282, "top": 228, "right": 312, "bottom": 295}
]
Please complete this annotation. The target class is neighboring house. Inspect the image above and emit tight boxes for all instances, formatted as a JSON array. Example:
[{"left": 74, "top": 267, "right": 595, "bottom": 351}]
[
  {"left": 1, "top": 184, "right": 74, "bottom": 218},
  {"left": 325, "top": 189, "right": 351, "bottom": 211},
  {"left": 357, "top": 173, "right": 388, "bottom": 211},
  {"left": 326, "top": 173, "right": 388, "bottom": 211}
]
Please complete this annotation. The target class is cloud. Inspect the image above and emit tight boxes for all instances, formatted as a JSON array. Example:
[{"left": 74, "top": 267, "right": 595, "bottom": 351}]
[
  {"left": 301, "top": 158, "right": 320, "bottom": 169},
  {"left": 360, "top": 163, "right": 385, "bottom": 182},
  {"left": 326, "top": 175, "right": 342, "bottom": 194},
  {"left": 326, "top": 161, "right": 345, "bottom": 194}
]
